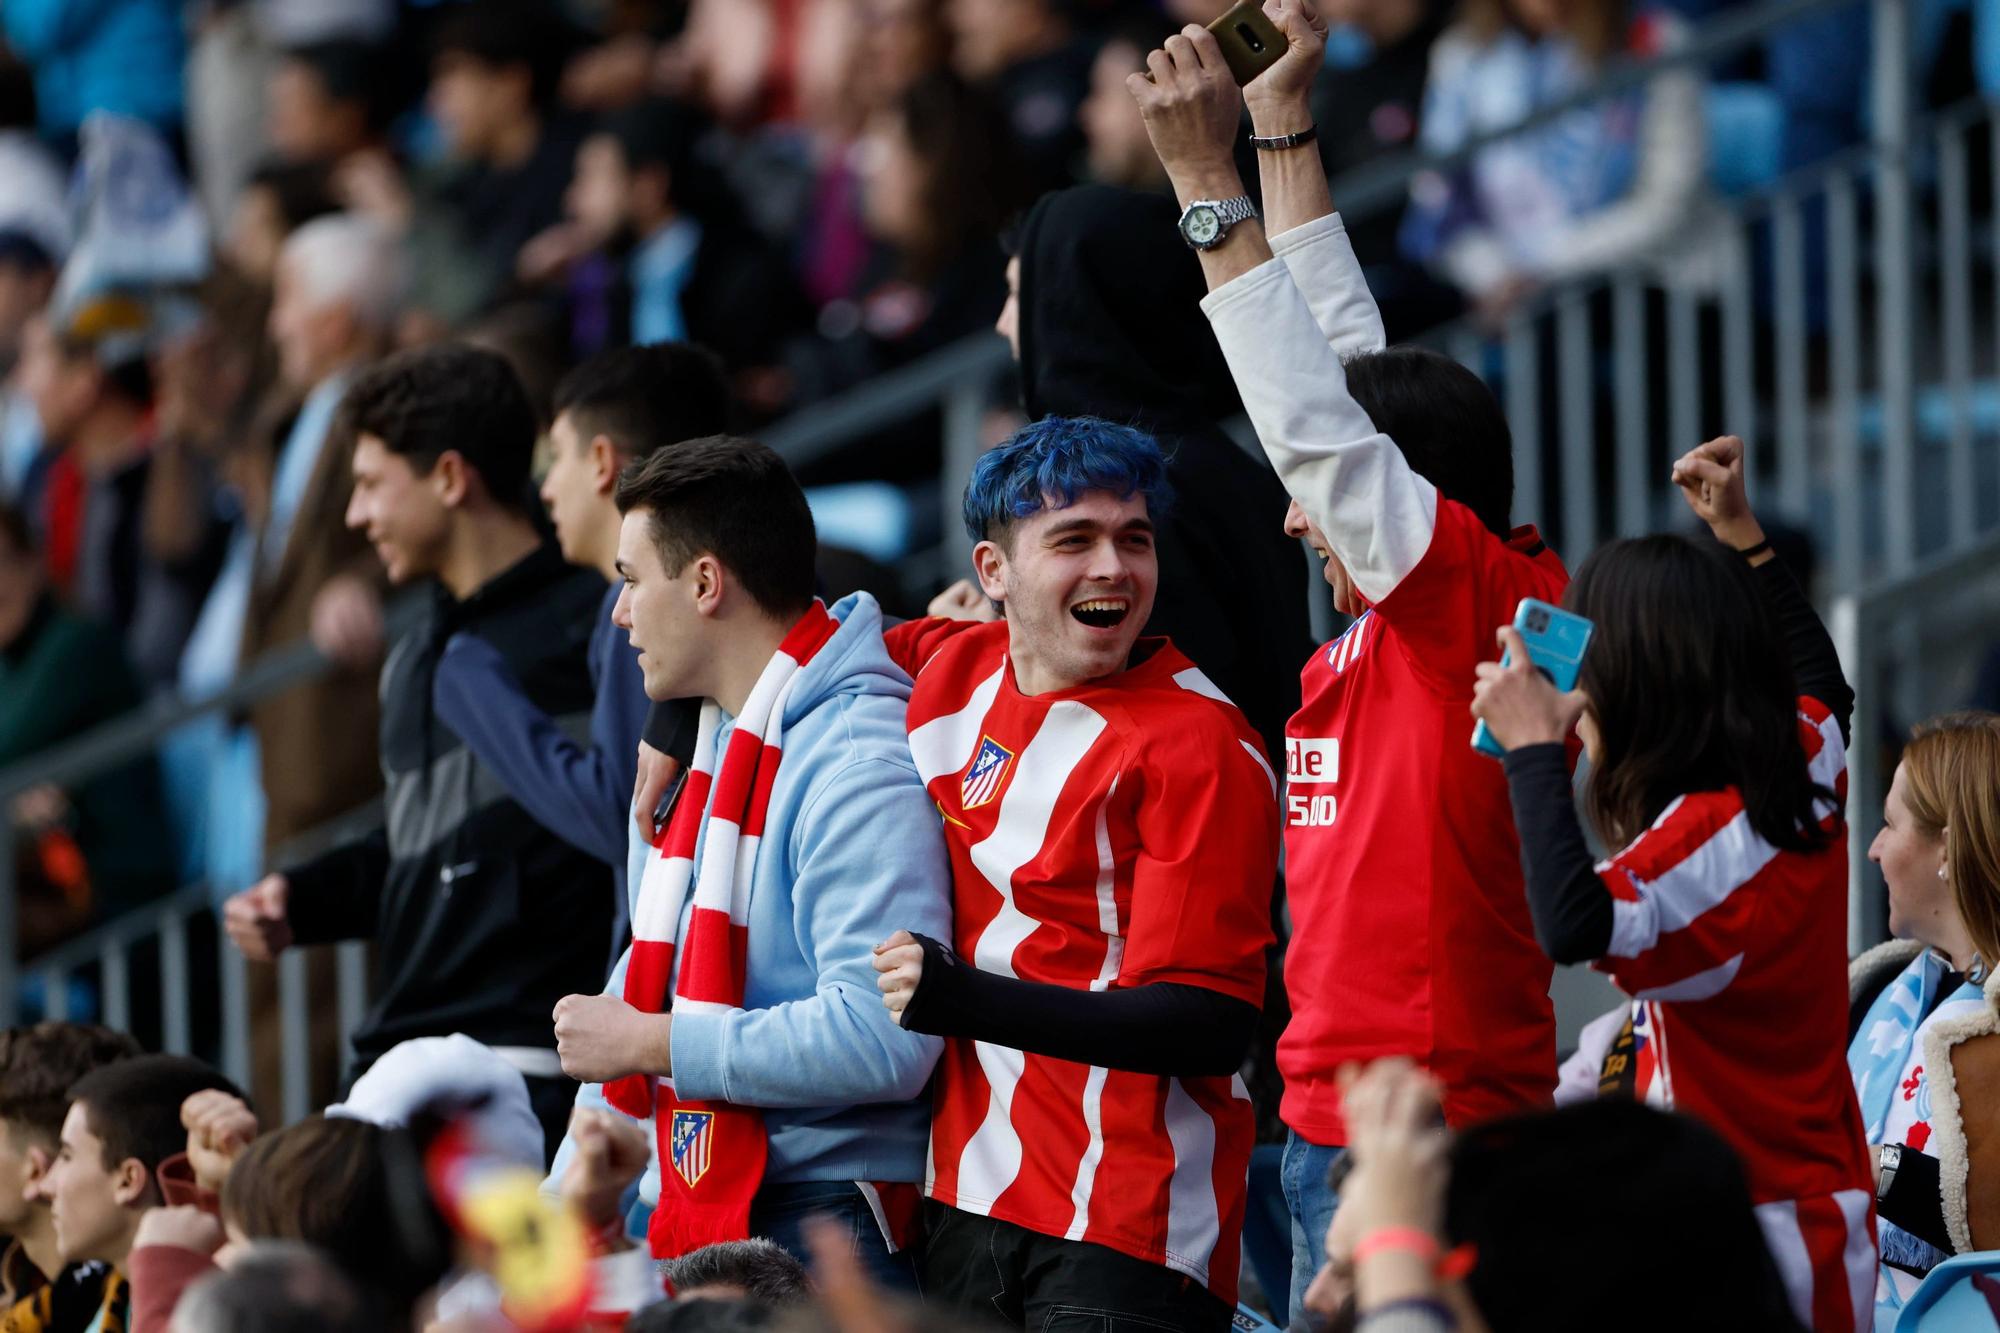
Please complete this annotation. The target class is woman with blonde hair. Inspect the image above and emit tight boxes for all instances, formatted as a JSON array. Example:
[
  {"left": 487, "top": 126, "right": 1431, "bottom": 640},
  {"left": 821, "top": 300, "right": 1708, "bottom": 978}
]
[{"left": 1849, "top": 709, "right": 2000, "bottom": 1326}]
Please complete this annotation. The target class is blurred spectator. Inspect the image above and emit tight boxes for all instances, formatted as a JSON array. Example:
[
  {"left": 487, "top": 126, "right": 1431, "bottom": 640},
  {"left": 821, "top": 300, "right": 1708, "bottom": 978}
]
[
  {"left": 166, "top": 1243, "right": 374, "bottom": 1333},
  {"left": 670, "top": 0, "right": 852, "bottom": 129},
  {"left": 238, "top": 213, "right": 405, "bottom": 851},
  {"left": 1399, "top": 0, "right": 1717, "bottom": 328},
  {"left": 0, "top": 0, "right": 185, "bottom": 153},
  {"left": 1298, "top": 0, "right": 1461, "bottom": 339},
  {"left": 0, "top": 503, "right": 174, "bottom": 951},
  {"left": 264, "top": 40, "right": 394, "bottom": 169},
  {"left": 858, "top": 0, "right": 955, "bottom": 113},
  {"left": 0, "top": 1022, "right": 142, "bottom": 1316},
  {"left": 221, "top": 345, "right": 613, "bottom": 1156},
  {"left": 943, "top": 0, "right": 1093, "bottom": 197},
  {"left": 26, "top": 1055, "right": 241, "bottom": 1320},
  {"left": 16, "top": 298, "right": 224, "bottom": 687},
  {"left": 1080, "top": 14, "right": 1175, "bottom": 191},
  {"left": 525, "top": 98, "right": 808, "bottom": 371},
  {"left": 779, "top": 72, "right": 1024, "bottom": 444},
  {"left": 660, "top": 1240, "right": 814, "bottom": 1305},
  {"left": 396, "top": 0, "right": 583, "bottom": 326},
  {"left": 0, "top": 71, "right": 65, "bottom": 502},
  {"left": 221, "top": 162, "right": 340, "bottom": 289}
]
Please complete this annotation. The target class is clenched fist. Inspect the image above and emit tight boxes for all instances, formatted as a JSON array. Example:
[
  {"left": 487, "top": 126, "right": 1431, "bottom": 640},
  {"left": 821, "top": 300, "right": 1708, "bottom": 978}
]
[
  {"left": 222, "top": 874, "right": 292, "bottom": 962},
  {"left": 552, "top": 993, "right": 670, "bottom": 1084}
]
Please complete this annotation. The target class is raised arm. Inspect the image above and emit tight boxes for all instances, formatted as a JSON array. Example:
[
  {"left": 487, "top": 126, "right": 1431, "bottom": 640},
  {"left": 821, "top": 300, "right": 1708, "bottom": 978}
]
[
  {"left": 1132, "top": 23, "right": 1437, "bottom": 607},
  {"left": 1673, "top": 435, "right": 1853, "bottom": 742}
]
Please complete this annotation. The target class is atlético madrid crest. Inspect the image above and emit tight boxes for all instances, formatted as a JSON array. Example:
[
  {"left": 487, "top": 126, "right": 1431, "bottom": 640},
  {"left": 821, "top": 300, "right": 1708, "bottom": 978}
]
[
  {"left": 961, "top": 736, "right": 1014, "bottom": 810},
  {"left": 670, "top": 1109, "right": 714, "bottom": 1188}
]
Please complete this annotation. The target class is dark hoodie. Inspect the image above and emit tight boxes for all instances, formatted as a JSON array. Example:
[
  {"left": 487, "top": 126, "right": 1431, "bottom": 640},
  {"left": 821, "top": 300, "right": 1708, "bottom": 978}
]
[{"left": 1016, "top": 185, "right": 1312, "bottom": 764}]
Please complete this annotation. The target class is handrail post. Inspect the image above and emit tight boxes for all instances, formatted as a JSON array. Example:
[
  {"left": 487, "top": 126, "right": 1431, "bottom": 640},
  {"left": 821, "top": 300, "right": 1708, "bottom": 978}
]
[
  {"left": 940, "top": 374, "right": 987, "bottom": 586},
  {"left": 0, "top": 821, "right": 16, "bottom": 1026},
  {"left": 1872, "top": 0, "right": 1917, "bottom": 574}
]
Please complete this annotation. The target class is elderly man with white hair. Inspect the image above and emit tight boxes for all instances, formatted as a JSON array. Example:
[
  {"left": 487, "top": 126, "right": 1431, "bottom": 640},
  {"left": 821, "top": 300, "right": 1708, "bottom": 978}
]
[{"left": 173, "top": 210, "right": 408, "bottom": 1113}]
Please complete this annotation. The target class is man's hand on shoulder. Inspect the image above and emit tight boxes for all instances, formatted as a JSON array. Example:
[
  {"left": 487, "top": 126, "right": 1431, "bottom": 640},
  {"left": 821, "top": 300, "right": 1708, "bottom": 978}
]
[
  {"left": 926, "top": 580, "right": 999, "bottom": 623},
  {"left": 553, "top": 993, "right": 671, "bottom": 1083}
]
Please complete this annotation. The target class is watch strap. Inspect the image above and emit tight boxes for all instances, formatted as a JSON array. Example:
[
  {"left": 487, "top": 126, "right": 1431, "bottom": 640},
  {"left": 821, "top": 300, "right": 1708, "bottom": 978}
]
[
  {"left": 1878, "top": 1143, "right": 1902, "bottom": 1201},
  {"left": 1249, "top": 125, "right": 1318, "bottom": 151}
]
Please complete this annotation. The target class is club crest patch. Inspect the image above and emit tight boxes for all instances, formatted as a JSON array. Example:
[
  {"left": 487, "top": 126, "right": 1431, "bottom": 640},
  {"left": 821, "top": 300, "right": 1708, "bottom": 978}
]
[
  {"left": 670, "top": 1109, "right": 714, "bottom": 1188},
  {"left": 961, "top": 736, "right": 1014, "bottom": 810}
]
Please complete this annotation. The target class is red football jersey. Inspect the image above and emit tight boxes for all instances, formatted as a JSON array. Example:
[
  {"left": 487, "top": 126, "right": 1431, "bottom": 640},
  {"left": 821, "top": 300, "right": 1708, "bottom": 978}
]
[
  {"left": 1281, "top": 497, "right": 1570, "bottom": 1144},
  {"left": 1597, "top": 698, "right": 1876, "bottom": 1331},
  {"left": 889, "top": 618, "right": 1279, "bottom": 1301},
  {"left": 1600, "top": 698, "right": 1871, "bottom": 1203}
]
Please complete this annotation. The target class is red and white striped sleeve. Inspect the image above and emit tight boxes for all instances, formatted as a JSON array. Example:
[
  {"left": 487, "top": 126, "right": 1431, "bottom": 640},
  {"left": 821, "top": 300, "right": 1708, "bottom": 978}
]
[
  {"left": 1595, "top": 792, "right": 1774, "bottom": 1001},
  {"left": 1596, "top": 699, "right": 1846, "bottom": 1000}
]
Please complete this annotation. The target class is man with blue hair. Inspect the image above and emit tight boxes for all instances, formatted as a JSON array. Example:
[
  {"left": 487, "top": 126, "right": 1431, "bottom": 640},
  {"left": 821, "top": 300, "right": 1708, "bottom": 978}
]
[{"left": 870, "top": 416, "right": 1279, "bottom": 1332}]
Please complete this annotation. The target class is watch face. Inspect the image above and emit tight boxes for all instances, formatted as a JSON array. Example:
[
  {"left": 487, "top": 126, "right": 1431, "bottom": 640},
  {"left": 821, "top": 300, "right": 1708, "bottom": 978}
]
[{"left": 1184, "top": 205, "right": 1221, "bottom": 246}]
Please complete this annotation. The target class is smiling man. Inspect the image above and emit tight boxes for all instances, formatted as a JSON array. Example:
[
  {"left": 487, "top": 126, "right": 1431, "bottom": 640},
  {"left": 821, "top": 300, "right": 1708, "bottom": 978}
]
[
  {"left": 869, "top": 416, "right": 1278, "bottom": 1332},
  {"left": 222, "top": 344, "right": 611, "bottom": 1157}
]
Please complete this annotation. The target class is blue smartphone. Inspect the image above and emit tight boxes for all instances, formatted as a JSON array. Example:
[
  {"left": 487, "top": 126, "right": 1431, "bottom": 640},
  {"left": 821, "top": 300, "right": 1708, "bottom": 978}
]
[{"left": 1472, "top": 598, "right": 1594, "bottom": 758}]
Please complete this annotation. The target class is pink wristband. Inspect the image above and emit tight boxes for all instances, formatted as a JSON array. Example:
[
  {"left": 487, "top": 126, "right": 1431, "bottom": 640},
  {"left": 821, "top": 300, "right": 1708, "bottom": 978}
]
[{"left": 1352, "top": 1225, "right": 1441, "bottom": 1266}]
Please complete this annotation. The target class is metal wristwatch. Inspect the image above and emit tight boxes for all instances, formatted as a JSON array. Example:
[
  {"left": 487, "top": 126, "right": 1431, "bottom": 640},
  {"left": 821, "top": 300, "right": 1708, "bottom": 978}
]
[
  {"left": 1177, "top": 196, "right": 1258, "bottom": 251},
  {"left": 1878, "top": 1143, "right": 1902, "bottom": 1201}
]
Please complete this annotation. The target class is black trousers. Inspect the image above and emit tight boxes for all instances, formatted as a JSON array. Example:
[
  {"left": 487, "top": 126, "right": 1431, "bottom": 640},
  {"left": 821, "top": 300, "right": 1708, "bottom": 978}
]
[{"left": 922, "top": 1202, "right": 1235, "bottom": 1333}]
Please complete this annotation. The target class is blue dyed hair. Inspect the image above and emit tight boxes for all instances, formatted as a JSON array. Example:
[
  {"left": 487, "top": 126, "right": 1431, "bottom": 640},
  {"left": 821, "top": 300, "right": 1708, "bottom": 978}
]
[{"left": 962, "top": 416, "right": 1172, "bottom": 545}]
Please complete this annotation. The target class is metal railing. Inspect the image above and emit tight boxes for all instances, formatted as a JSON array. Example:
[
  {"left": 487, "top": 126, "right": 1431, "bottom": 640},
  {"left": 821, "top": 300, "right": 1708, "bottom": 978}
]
[{"left": 4, "top": 0, "right": 1970, "bottom": 1108}]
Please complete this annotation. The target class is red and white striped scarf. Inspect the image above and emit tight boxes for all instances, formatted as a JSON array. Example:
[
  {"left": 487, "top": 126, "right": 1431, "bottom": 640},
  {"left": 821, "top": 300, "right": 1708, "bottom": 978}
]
[{"left": 604, "top": 600, "right": 839, "bottom": 1258}]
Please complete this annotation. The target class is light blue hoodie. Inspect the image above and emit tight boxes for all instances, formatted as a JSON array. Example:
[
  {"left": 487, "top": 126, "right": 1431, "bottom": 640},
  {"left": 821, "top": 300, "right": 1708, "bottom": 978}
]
[{"left": 548, "top": 593, "right": 948, "bottom": 1200}]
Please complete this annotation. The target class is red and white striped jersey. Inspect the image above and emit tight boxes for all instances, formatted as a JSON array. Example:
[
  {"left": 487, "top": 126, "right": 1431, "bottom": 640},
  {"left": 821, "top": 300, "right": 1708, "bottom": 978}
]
[
  {"left": 1598, "top": 697, "right": 1874, "bottom": 1235},
  {"left": 887, "top": 618, "right": 1279, "bottom": 1300}
]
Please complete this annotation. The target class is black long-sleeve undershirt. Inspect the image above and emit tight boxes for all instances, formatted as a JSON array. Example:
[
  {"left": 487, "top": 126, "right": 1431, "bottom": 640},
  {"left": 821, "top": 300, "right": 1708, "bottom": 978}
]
[
  {"left": 1500, "top": 553, "right": 1853, "bottom": 965},
  {"left": 895, "top": 933, "right": 1259, "bottom": 1077},
  {"left": 1750, "top": 554, "right": 1854, "bottom": 746}
]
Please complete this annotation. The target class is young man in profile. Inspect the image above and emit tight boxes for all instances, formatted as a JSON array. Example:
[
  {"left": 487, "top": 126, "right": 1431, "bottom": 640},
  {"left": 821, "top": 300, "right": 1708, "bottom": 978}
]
[
  {"left": 222, "top": 344, "right": 612, "bottom": 1153},
  {"left": 544, "top": 436, "right": 950, "bottom": 1283},
  {"left": 872, "top": 416, "right": 1280, "bottom": 1332},
  {"left": 26, "top": 1054, "right": 241, "bottom": 1327},
  {"left": 432, "top": 341, "right": 729, "bottom": 946},
  {"left": 0, "top": 1023, "right": 141, "bottom": 1322}
]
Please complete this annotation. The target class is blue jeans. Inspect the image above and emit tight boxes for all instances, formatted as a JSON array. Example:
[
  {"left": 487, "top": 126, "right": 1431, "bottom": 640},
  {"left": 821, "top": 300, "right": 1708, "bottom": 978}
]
[
  {"left": 1279, "top": 1132, "right": 1345, "bottom": 1329},
  {"left": 750, "top": 1180, "right": 921, "bottom": 1294}
]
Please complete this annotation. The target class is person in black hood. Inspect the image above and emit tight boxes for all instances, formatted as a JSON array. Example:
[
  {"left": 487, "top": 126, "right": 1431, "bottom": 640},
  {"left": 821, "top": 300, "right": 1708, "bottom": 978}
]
[
  {"left": 222, "top": 345, "right": 611, "bottom": 1158},
  {"left": 998, "top": 183, "right": 1312, "bottom": 765}
]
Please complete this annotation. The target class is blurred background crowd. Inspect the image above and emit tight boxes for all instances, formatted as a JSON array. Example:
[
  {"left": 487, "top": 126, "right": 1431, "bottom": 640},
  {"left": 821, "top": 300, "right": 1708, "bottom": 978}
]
[{"left": 0, "top": 0, "right": 1993, "bottom": 970}]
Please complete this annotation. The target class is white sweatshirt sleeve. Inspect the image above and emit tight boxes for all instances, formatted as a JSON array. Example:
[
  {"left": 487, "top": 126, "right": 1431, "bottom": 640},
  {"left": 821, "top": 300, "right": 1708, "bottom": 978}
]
[
  {"left": 1270, "top": 211, "right": 1388, "bottom": 355},
  {"left": 1201, "top": 230, "right": 1439, "bottom": 605}
]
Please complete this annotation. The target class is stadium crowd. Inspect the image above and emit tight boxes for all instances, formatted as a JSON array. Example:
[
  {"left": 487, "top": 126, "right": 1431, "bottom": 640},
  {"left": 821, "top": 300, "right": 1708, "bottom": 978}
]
[{"left": 3, "top": 0, "right": 2000, "bottom": 1331}]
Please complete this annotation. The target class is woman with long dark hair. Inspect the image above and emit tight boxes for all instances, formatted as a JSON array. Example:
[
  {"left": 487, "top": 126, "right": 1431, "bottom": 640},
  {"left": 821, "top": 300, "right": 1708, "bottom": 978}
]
[{"left": 1471, "top": 433, "right": 1875, "bottom": 1332}]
